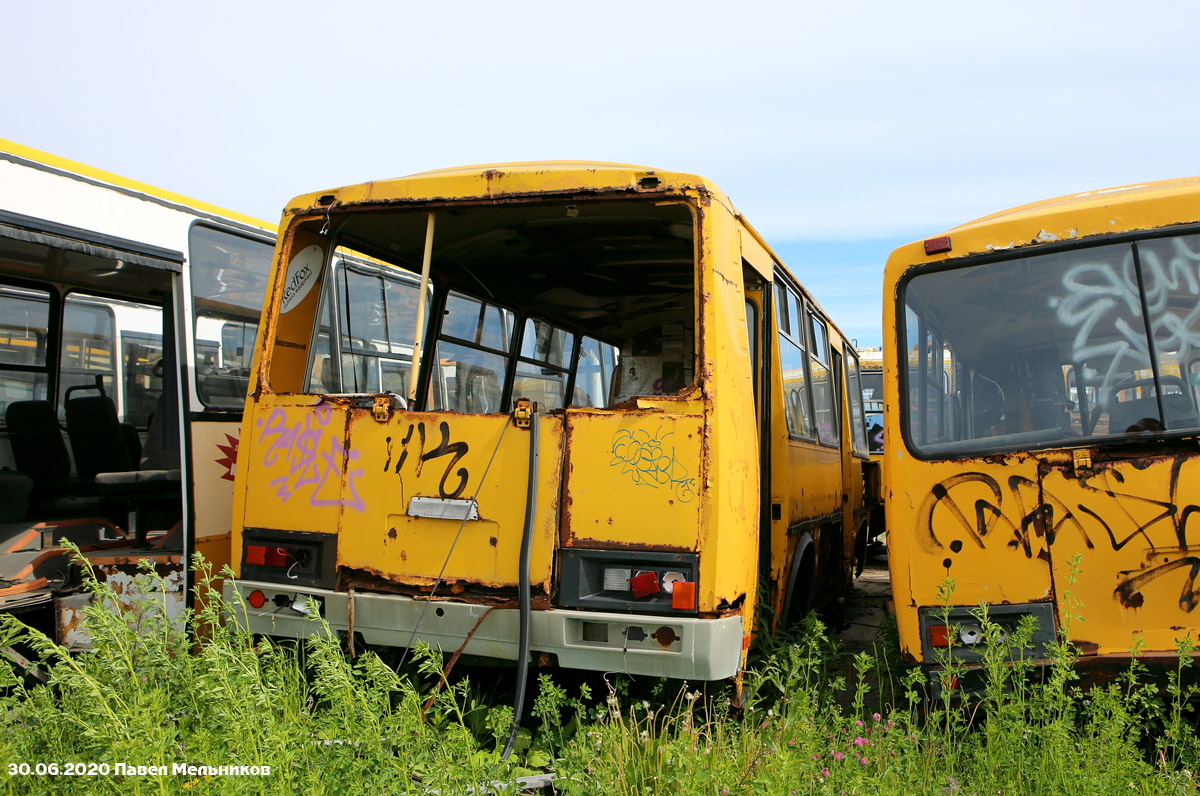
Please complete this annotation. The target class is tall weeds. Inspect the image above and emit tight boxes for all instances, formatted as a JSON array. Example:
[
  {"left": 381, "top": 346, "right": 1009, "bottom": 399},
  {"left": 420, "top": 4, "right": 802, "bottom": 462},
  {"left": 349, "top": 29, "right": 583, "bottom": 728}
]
[{"left": 1, "top": 551, "right": 1197, "bottom": 795}]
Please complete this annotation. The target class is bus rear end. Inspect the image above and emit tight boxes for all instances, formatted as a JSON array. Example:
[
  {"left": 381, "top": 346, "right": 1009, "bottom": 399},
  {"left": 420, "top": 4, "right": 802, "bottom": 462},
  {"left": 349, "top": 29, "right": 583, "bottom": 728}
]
[
  {"left": 885, "top": 178, "right": 1200, "bottom": 680},
  {"left": 228, "top": 164, "right": 760, "bottom": 679}
]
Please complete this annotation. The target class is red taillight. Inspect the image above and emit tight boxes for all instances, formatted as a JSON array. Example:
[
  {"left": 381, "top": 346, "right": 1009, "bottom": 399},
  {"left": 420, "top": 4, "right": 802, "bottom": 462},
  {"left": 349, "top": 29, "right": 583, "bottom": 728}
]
[
  {"left": 924, "top": 235, "right": 952, "bottom": 255},
  {"left": 671, "top": 581, "right": 696, "bottom": 610},
  {"left": 630, "top": 571, "right": 660, "bottom": 599},
  {"left": 246, "top": 544, "right": 289, "bottom": 568},
  {"left": 929, "top": 624, "right": 952, "bottom": 647},
  {"left": 246, "top": 544, "right": 267, "bottom": 566},
  {"left": 247, "top": 589, "right": 267, "bottom": 609}
]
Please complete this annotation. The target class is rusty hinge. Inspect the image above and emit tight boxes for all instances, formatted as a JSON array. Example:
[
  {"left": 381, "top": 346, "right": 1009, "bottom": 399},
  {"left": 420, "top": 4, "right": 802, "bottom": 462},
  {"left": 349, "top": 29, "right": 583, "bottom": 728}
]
[
  {"left": 1072, "top": 448, "right": 1092, "bottom": 473},
  {"left": 513, "top": 398, "right": 533, "bottom": 429},
  {"left": 372, "top": 395, "right": 393, "bottom": 423}
]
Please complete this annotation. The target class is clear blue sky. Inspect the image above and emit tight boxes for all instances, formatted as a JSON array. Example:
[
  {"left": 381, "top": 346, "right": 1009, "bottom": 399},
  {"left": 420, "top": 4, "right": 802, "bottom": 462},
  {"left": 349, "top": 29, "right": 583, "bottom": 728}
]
[{"left": 5, "top": 1, "right": 1198, "bottom": 349}]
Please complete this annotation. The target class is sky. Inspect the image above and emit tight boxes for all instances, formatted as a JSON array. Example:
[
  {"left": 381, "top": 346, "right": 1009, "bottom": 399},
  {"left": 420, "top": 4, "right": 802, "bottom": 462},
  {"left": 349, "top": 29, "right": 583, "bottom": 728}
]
[{"left": 5, "top": 1, "right": 1199, "bottom": 348}]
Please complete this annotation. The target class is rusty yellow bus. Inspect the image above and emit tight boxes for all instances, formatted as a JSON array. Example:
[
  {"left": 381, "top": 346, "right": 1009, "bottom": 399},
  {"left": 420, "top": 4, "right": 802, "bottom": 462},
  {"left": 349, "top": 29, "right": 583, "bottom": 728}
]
[
  {"left": 227, "top": 163, "right": 871, "bottom": 680},
  {"left": 884, "top": 177, "right": 1200, "bottom": 678}
]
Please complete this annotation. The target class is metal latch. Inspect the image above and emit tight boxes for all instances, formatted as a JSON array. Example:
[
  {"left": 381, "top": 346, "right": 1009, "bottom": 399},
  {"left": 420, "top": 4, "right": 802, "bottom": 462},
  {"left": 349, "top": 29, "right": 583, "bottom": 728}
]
[
  {"left": 372, "top": 395, "right": 394, "bottom": 422},
  {"left": 513, "top": 398, "right": 534, "bottom": 429},
  {"left": 1072, "top": 448, "right": 1092, "bottom": 473}
]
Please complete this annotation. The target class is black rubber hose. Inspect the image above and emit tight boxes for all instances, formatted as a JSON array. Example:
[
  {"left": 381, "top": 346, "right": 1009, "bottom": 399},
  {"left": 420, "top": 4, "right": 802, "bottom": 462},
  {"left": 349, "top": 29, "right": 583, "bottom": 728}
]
[{"left": 502, "top": 404, "right": 539, "bottom": 760}]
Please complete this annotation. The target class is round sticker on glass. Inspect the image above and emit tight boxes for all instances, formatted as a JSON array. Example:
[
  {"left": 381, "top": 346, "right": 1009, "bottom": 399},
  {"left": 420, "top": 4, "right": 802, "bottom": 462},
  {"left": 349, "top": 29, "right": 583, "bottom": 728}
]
[{"left": 281, "top": 245, "right": 322, "bottom": 313}]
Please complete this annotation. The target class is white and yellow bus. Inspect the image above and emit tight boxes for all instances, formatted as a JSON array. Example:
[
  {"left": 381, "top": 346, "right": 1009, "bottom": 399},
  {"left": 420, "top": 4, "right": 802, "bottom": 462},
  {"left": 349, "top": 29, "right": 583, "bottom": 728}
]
[{"left": 0, "top": 140, "right": 275, "bottom": 642}]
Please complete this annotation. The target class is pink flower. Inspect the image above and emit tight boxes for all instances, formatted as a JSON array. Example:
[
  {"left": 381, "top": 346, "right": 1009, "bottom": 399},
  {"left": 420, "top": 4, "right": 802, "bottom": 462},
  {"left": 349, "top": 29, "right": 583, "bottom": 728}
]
[
  {"left": 860, "top": 757, "right": 868, "bottom": 766},
  {"left": 833, "top": 752, "right": 844, "bottom": 762},
  {"left": 854, "top": 737, "right": 868, "bottom": 747},
  {"left": 821, "top": 768, "right": 830, "bottom": 778},
  {"left": 856, "top": 719, "right": 864, "bottom": 727},
  {"left": 872, "top": 712, "right": 882, "bottom": 722}
]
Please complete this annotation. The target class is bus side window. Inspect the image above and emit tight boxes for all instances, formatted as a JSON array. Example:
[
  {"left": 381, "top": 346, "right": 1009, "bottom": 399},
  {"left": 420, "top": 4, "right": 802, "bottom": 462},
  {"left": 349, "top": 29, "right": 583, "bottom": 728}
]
[
  {"left": 0, "top": 287, "right": 51, "bottom": 413},
  {"left": 776, "top": 281, "right": 815, "bottom": 439}
]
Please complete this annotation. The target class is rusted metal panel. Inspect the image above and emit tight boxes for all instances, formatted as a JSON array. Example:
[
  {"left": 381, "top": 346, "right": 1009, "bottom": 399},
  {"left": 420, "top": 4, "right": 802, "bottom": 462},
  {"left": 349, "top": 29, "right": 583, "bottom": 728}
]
[
  {"left": 55, "top": 562, "right": 185, "bottom": 650},
  {"left": 561, "top": 410, "right": 704, "bottom": 552}
]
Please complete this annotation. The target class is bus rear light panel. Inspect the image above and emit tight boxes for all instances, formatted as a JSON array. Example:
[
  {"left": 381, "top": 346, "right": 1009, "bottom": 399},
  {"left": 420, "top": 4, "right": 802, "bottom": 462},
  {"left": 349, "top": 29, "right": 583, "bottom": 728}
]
[
  {"left": 561, "top": 549, "right": 699, "bottom": 615},
  {"left": 240, "top": 528, "right": 338, "bottom": 589},
  {"left": 918, "top": 603, "right": 1055, "bottom": 662}
]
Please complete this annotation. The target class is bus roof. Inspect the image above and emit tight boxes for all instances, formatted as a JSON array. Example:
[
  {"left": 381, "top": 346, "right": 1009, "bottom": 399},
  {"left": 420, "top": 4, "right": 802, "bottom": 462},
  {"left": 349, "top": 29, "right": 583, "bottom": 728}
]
[
  {"left": 887, "top": 176, "right": 1200, "bottom": 275},
  {"left": 0, "top": 138, "right": 275, "bottom": 234},
  {"left": 284, "top": 161, "right": 734, "bottom": 216}
]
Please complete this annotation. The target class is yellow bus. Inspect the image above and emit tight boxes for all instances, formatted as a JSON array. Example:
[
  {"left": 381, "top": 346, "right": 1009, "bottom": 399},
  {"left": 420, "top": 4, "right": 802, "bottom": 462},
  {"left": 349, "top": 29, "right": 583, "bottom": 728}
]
[
  {"left": 883, "top": 177, "right": 1200, "bottom": 679},
  {"left": 228, "top": 162, "right": 871, "bottom": 680},
  {"left": 0, "top": 140, "right": 275, "bottom": 643}
]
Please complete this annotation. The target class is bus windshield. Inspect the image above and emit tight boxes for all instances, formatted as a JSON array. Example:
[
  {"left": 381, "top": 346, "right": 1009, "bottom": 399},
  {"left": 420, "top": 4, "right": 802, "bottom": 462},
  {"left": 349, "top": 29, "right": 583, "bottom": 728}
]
[{"left": 902, "top": 233, "right": 1200, "bottom": 456}]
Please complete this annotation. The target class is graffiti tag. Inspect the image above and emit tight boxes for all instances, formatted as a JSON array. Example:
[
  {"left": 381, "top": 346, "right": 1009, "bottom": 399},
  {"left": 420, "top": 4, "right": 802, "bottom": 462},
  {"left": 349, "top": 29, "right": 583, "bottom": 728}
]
[
  {"left": 920, "top": 458, "right": 1200, "bottom": 612},
  {"left": 609, "top": 427, "right": 696, "bottom": 503},
  {"left": 384, "top": 420, "right": 471, "bottom": 499},
  {"left": 1049, "top": 238, "right": 1200, "bottom": 408},
  {"left": 258, "top": 405, "right": 365, "bottom": 512}
]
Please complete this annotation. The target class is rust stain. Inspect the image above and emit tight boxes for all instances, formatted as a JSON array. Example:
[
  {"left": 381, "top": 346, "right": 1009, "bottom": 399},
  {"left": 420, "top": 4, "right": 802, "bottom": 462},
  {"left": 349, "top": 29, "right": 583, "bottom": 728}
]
[
  {"left": 338, "top": 565, "right": 551, "bottom": 607},
  {"left": 388, "top": 527, "right": 398, "bottom": 540},
  {"left": 489, "top": 536, "right": 498, "bottom": 547}
]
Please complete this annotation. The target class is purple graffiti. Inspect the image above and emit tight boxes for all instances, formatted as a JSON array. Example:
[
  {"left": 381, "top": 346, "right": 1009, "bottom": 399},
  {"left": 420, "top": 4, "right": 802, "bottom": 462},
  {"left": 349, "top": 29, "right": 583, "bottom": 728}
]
[{"left": 257, "top": 406, "right": 365, "bottom": 512}]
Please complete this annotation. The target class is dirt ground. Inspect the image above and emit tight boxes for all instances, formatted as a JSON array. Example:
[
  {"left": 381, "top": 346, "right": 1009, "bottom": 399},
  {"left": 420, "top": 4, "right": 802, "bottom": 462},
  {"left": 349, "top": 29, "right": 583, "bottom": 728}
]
[{"left": 832, "top": 545, "right": 903, "bottom": 713}]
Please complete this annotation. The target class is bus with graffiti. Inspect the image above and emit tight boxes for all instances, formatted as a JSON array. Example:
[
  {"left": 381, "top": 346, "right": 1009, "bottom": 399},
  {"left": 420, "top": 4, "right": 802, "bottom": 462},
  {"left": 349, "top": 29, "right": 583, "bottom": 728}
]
[
  {"left": 0, "top": 139, "right": 275, "bottom": 643},
  {"left": 883, "top": 177, "right": 1200, "bottom": 679},
  {"left": 227, "top": 162, "right": 871, "bottom": 682}
]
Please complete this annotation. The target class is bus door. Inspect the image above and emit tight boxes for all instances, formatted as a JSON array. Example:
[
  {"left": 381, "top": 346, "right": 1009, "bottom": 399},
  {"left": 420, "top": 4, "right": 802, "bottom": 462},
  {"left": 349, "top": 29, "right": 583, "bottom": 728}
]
[{"left": 186, "top": 225, "right": 274, "bottom": 571}]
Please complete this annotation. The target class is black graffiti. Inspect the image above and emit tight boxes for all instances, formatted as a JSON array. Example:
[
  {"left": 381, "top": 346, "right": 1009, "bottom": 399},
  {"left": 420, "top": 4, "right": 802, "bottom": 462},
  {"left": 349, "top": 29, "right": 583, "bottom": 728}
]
[
  {"left": 422, "top": 421, "right": 470, "bottom": 499},
  {"left": 384, "top": 421, "right": 470, "bottom": 499},
  {"left": 921, "top": 456, "right": 1200, "bottom": 612},
  {"left": 918, "top": 472, "right": 1088, "bottom": 560}
]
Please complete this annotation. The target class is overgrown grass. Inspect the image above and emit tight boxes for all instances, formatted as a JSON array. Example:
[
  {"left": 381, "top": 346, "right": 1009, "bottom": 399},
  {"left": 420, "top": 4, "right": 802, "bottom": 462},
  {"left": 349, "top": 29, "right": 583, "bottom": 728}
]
[{"left": 1, "top": 552, "right": 1197, "bottom": 794}]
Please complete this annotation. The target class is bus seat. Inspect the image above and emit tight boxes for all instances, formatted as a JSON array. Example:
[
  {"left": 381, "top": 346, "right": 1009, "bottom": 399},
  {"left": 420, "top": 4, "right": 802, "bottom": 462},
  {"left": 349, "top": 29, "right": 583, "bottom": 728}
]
[
  {"left": 1162, "top": 393, "right": 1199, "bottom": 430},
  {"left": 5, "top": 399, "right": 116, "bottom": 520},
  {"left": 5, "top": 400, "right": 72, "bottom": 486},
  {"left": 140, "top": 393, "right": 180, "bottom": 471},
  {"left": 96, "top": 393, "right": 181, "bottom": 547},
  {"left": 64, "top": 386, "right": 135, "bottom": 481},
  {"left": 1109, "top": 397, "right": 1161, "bottom": 434}
]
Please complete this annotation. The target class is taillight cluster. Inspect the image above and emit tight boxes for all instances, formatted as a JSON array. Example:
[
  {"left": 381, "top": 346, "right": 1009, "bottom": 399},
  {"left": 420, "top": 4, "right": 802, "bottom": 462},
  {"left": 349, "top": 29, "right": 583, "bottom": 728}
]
[
  {"left": 926, "top": 621, "right": 1008, "bottom": 648},
  {"left": 605, "top": 567, "right": 696, "bottom": 610},
  {"left": 919, "top": 603, "right": 1056, "bottom": 662},
  {"left": 559, "top": 550, "right": 700, "bottom": 615}
]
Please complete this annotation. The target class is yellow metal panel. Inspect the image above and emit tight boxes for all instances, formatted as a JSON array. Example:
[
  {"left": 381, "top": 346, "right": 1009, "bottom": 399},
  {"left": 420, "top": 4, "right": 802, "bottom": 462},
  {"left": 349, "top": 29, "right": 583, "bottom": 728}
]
[
  {"left": 699, "top": 210, "right": 759, "bottom": 618},
  {"left": 564, "top": 412, "right": 703, "bottom": 551},
  {"left": 238, "top": 394, "right": 349, "bottom": 536},
  {"left": 338, "top": 411, "right": 560, "bottom": 590},
  {"left": 1042, "top": 457, "right": 1200, "bottom": 654}
]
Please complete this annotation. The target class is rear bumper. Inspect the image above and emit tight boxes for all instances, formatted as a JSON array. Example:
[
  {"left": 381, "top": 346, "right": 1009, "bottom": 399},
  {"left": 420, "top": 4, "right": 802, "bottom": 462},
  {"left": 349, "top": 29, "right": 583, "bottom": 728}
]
[{"left": 224, "top": 579, "right": 744, "bottom": 680}]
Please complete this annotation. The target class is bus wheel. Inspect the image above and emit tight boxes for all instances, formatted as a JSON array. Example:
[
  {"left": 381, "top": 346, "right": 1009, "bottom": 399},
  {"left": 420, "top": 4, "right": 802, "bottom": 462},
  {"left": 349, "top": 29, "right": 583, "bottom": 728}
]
[
  {"left": 783, "top": 536, "right": 816, "bottom": 628},
  {"left": 854, "top": 520, "right": 870, "bottom": 578}
]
